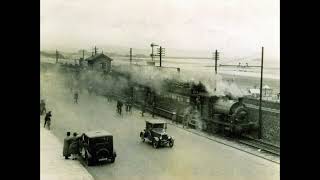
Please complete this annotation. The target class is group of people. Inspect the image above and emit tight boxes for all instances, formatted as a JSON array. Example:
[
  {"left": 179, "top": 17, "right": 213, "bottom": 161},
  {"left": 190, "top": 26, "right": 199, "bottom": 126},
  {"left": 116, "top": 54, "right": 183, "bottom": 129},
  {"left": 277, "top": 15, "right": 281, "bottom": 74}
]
[
  {"left": 63, "top": 132, "right": 80, "bottom": 160},
  {"left": 41, "top": 99, "right": 79, "bottom": 160},
  {"left": 116, "top": 97, "right": 133, "bottom": 115},
  {"left": 125, "top": 97, "right": 133, "bottom": 113}
]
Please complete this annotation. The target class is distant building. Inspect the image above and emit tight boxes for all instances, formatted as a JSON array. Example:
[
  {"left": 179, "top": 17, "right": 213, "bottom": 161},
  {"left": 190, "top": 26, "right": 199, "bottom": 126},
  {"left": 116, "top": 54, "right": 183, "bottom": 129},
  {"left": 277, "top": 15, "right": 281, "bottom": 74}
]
[
  {"left": 248, "top": 88, "right": 260, "bottom": 98},
  {"left": 248, "top": 85, "right": 273, "bottom": 98},
  {"left": 84, "top": 53, "right": 113, "bottom": 72},
  {"left": 262, "top": 85, "right": 273, "bottom": 97}
]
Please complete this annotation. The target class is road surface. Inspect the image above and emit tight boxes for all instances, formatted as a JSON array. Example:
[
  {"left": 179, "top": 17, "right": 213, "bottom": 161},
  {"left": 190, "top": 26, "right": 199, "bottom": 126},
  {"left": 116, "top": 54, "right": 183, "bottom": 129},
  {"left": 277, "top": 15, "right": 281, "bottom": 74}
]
[{"left": 40, "top": 70, "right": 279, "bottom": 180}]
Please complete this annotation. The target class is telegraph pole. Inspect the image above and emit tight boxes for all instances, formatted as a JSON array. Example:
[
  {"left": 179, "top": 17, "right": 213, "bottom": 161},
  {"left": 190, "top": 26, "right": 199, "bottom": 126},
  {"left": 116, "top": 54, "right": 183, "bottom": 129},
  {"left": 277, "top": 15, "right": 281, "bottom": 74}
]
[
  {"left": 130, "top": 48, "right": 132, "bottom": 65},
  {"left": 94, "top": 46, "right": 97, "bottom": 55},
  {"left": 258, "top": 46, "right": 264, "bottom": 139},
  {"left": 157, "top": 46, "right": 165, "bottom": 67},
  {"left": 214, "top": 50, "right": 219, "bottom": 91},
  {"left": 215, "top": 50, "right": 218, "bottom": 74},
  {"left": 159, "top": 47, "right": 162, "bottom": 67},
  {"left": 82, "top": 50, "right": 85, "bottom": 59},
  {"left": 56, "top": 50, "right": 59, "bottom": 64}
]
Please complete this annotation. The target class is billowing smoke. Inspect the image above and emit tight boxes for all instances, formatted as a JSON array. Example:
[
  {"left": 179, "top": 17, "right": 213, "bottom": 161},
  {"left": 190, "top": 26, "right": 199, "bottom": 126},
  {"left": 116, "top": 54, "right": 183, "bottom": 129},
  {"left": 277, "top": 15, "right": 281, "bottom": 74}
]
[
  {"left": 41, "top": 62, "right": 246, "bottom": 104},
  {"left": 113, "top": 64, "right": 245, "bottom": 98}
]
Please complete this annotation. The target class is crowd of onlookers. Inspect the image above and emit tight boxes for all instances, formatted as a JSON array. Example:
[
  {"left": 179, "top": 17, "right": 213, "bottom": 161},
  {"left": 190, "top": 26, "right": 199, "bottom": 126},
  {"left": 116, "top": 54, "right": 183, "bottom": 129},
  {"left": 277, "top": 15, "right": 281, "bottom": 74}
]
[{"left": 41, "top": 99, "right": 80, "bottom": 160}]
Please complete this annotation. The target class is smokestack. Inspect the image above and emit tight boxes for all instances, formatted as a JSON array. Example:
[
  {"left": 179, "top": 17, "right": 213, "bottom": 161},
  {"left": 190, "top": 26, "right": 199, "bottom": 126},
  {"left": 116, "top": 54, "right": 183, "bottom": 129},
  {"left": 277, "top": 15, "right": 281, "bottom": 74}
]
[{"left": 238, "top": 97, "right": 244, "bottom": 104}]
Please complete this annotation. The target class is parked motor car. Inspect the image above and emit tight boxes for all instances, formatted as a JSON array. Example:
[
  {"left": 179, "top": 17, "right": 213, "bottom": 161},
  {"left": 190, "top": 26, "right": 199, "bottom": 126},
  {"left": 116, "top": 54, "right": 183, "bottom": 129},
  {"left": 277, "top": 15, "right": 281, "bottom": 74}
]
[
  {"left": 79, "top": 130, "right": 116, "bottom": 166},
  {"left": 139, "top": 120, "right": 174, "bottom": 148}
]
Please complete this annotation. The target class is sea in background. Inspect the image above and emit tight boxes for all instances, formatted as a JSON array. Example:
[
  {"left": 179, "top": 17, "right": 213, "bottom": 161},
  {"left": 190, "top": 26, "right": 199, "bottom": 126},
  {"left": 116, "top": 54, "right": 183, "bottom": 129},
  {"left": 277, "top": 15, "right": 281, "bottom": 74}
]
[
  {"left": 41, "top": 55, "right": 280, "bottom": 97},
  {"left": 113, "top": 57, "right": 280, "bottom": 94}
]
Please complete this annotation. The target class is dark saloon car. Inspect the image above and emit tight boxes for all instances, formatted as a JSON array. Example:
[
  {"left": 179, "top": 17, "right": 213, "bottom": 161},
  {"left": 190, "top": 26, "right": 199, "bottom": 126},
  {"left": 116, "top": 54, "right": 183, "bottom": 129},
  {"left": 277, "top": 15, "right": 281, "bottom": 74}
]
[
  {"left": 79, "top": 130, "right": 117, "bottom": 166},
  {"left": 139, "top": 120, "right": 174, "bottom": 148}
]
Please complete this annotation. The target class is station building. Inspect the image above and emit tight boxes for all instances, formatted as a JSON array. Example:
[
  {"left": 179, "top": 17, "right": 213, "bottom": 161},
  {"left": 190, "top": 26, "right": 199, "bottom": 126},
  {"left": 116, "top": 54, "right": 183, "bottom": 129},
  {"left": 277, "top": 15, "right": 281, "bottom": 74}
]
[{"left": 84, "top": 53, "right": 113, "bottom": 72}]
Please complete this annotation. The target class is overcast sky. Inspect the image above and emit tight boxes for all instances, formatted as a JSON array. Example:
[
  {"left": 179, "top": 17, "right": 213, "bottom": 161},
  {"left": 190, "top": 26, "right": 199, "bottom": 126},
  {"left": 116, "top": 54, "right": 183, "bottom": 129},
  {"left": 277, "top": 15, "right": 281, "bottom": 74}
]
[{"left": 41, "top": 0, "right": 279, "bottom": 62}]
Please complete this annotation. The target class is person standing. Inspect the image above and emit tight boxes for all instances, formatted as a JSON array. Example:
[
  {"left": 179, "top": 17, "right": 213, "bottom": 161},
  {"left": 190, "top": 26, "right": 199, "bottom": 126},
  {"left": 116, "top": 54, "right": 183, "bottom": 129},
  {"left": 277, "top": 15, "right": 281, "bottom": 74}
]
[
  {"left": 125, "top": 99, "right": 130, "bottom": 112},
  {"left": 44, "top": 111, "right": 52, "bottom": 130},
  {"left": 116, "top": 101, "right": 119, "bottom": 113},
  {"left": 69, "top": 132, "right": 79, "bottom": 160},
  {"left": 74, "top": 92, "right": 79, "bottom": 104},
  {"left": 118, "top": 101, "right": 123, "bottom": 115},
  {"left": 40, "top": 99, "right": 46, "bottom": 115},
  {"left": 63, "top": 132, "right": 72, "bottom": 159},
  {"left": 128, "top": 97, "right": 133, "bottom": 112}
]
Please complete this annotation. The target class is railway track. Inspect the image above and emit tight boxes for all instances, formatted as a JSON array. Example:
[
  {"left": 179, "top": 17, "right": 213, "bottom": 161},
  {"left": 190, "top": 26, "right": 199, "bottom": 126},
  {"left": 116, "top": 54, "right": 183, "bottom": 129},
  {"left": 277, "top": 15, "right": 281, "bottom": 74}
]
[
  {"left": 100, "top": 94, "right": 280, "bottom": 162},
  {"left": 238, "top": 136, "right": 280, "bottom": 156}
]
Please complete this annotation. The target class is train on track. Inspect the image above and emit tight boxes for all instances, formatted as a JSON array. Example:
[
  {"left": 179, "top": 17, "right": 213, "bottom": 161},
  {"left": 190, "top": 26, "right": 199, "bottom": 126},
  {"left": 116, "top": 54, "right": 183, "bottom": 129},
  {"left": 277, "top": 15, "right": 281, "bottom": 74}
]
[{"left": 56, "top": 62, "right": 257, "bottom": 136}]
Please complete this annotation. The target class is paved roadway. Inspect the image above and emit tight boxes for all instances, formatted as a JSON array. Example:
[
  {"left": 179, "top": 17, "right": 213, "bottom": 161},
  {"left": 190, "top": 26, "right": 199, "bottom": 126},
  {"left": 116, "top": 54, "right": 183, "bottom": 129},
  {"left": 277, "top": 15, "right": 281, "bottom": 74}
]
[{"left": 41, "top": 71, "right": 279, "bottom": 180}]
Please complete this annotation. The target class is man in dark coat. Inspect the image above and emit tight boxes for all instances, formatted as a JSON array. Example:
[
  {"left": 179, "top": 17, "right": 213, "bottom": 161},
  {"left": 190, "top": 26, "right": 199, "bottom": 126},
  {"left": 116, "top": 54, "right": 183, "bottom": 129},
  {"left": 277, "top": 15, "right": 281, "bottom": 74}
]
[
  {"left": 74, "top": 92, "right": 79, "bottom": 104},
  {"left": 44, "top": 111, "right": 52, "bottom": 130},
  {"left": 116, "top": 101, "right": 120, "bottom": 114},
  {"left": 69, "top": 132, "right": 79, "bottom": 160},
  {"left": 125, "top": 99, "right": 130, "bottom": 112},
  {"left": 63, "top": 132, "right": 72, "bottom": 159},
  {"left": 118, "top": 101, "right": 123, "bottom": 115},
  {"left": 128, "top": 97, "right": 133, "bottom": 112}
]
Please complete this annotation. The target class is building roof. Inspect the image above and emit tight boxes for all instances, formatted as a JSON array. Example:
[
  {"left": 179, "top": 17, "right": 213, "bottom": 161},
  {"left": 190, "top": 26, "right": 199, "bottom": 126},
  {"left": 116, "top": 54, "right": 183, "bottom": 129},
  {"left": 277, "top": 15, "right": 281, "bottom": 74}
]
[
  {"left": 84, "top": 130, "right": 112, "bottom": 138},
  {"left": 85, "top": 53, "right": 113, "bottom": 62},
  {"left": 146, "top": 119, "right": 167, "bottom": 124}
]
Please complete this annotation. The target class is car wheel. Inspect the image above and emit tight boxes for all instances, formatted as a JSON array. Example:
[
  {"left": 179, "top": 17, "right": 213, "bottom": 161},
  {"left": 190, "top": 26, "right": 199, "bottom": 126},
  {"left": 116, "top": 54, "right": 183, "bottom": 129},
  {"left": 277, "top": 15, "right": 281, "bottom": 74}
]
[
  {"left": 110, "top": 157, "right": 115, "bottom": 163},
  {"left": 140, "top": 132, "right": 145, "bottom": 142},
  {"left": 85, "top": 153, "right": 93, "bottom": 166},
  {"left": 152, "top": 141, "right": 159, "bottom": 149},
  {"left": 169, "top": 140, "right": 174, "bottom": 148}
]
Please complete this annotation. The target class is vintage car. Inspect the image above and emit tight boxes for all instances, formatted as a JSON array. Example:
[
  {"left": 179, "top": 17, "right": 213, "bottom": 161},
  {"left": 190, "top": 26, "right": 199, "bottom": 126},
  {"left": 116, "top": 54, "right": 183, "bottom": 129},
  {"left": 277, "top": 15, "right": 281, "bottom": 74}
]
[
  {"left": 139, "top": 120, "right": 174, "bottom": 148},
  {"left": 79, "top": 130, "right": 117, "bottom": 166}
]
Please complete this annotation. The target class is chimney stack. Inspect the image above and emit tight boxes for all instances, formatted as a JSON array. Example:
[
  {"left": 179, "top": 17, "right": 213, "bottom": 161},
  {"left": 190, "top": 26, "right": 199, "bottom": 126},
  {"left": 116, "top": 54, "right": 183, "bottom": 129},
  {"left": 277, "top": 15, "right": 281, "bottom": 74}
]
[{"left": 238, "top": 97, "right": 244, "bottom": 104}]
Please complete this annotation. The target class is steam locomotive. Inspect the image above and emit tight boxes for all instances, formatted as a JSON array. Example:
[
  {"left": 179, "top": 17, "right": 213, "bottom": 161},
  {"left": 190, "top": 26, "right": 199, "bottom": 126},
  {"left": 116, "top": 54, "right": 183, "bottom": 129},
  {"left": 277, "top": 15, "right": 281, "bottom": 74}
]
[
  {"left": 60, "top": 64, "right": 255, "bottom": 135},
  {"left": 156, "top": 80, "right": 255, "bottom": 135},
  {"left": 99, "top": 72, "right": 255, "bottom": 135}
]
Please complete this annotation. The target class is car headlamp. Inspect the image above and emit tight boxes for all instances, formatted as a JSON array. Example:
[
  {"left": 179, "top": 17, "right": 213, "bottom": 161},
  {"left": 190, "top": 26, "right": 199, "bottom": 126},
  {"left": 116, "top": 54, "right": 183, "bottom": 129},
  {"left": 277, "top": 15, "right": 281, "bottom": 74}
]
[{"left": 160, "top": 136, "right": 162, "bottom": 140}]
